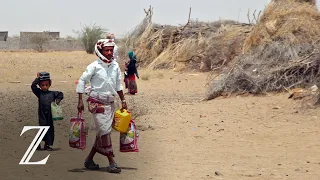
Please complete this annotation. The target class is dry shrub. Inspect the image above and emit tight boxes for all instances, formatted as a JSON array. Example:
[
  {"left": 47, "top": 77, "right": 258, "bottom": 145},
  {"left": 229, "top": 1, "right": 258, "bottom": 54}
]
[
  {"left": 243, "top": 0, "right": 320, "bottom": 53},
  {"left": 135, "top": 25, "right": 176, "bottom": 67},
  {"left": 124, "top": 9, "right": 251, "bottom": 71},
  {"left": 205, "top": 0, "right": 320, "bottom": 100},
  {"left": 147, "top": 37, "right": 200, "bottom": 69},
  {"left": 203, "top": 24, "right": 252, "bottom": 72},
  {"left": 30, "top": 34, "right": 50, "bottom": 52}
]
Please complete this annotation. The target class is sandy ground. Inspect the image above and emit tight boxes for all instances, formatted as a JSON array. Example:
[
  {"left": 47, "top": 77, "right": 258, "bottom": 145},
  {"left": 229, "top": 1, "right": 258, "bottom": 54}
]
[{"left": 1, "top": 51, "right": 320, "bottom": 180}]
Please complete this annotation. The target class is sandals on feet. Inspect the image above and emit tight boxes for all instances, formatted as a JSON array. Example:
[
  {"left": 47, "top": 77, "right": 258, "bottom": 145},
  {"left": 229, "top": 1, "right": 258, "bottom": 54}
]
[
  {"left": 44, "top": 145, "right": 53, "bottom": 151},
  {"left": 107, "top": 163, "right": 121, "bottom": 173},
  {"left": 84, "top": 159, "right": 100, "bottom": 170}
]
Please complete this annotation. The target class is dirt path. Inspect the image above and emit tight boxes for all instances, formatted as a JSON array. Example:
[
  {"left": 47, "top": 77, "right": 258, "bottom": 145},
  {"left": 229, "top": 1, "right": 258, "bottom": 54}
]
[{"left": 1, "top": 52, "right": 320, "bottom": 180}]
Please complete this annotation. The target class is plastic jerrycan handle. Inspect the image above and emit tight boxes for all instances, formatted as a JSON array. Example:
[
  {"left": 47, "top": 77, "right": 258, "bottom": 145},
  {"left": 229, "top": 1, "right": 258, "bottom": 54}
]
[{"left": 121, "top": 108, "right": 129, "bottom": 114}]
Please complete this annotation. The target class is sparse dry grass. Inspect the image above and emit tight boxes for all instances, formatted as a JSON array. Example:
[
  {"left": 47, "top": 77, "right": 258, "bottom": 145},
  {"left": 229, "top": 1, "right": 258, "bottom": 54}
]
[
  {"left": 125, "top": 95, "right": 148, "bottom": 119},
  {"left": 0, "top": 49, "right": 131, "bottom": 84},
  {"left": 0, "top": 51, "right": 97, "bottom": 83},
  {"left": 141, "top": 74, "right": 149, "bottom": 81},
  {"left": 138, "top": 69, "right": 164, "bottom": 81}
]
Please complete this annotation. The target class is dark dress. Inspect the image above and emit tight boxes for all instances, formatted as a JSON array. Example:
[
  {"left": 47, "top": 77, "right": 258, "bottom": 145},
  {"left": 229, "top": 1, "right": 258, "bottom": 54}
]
[
  {"left": 127, "top": 58, "right": 138, "bottom": 77},
  {"left": 126, "top": 59, "right": 139, "bottom": 94},
  {"left": 31, "top": 78, "right": 64, "bottom": 146}
]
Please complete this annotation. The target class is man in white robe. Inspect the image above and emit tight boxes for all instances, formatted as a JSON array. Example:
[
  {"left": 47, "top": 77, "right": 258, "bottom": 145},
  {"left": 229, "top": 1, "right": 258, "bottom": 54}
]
[{"left": 76, "top": 38, "right": 127, "bottom": 173}]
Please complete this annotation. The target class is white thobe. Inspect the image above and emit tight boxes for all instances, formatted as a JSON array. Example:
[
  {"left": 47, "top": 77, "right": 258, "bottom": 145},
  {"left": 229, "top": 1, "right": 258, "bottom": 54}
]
[
  {"left": 76, "top": 59, "right": 123, "bottom": 136},
  {"left": 76, "top": 59, "right": 123, "bottom": 95}
]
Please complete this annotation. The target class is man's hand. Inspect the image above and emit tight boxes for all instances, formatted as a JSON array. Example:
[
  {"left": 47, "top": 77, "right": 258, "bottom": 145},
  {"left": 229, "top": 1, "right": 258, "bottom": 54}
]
[
  {"left": 77, "top": 93, "right": 84, "bottom": 113},
  {"left": 121, "top": 101, "right": 128, "bottom": 111},
  {"left": 117, "top": 90, "right": 127, "bottom": 111},
  {"left": 56, "top": 99, "right": 61, "bottom": 105},
  {"left": 78, "top": 100, "right": 84, "bottom": 113}
]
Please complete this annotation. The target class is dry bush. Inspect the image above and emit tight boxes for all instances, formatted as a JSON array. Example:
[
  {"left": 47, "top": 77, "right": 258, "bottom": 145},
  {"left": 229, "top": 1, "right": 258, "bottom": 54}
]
[
  {"left": 124, "top": 7, "right": 251, "bottom": 72},
  {"left": 74, "top": 24, "right": 107, "bottom": 54},
  {"left": 147, "top": 37, "right": 200, "bottom": 70},
  {"left": 205, "top": 0, "right": 320, "bottom": 100},
  {"left": 243, "top": 0, "right": 320, "bottom": 53},
  {"left": 30, "top": 34, "right": 50, "bottom": 52},
  {"left": 134, "top": 24, "right": 176, "bottom": 67},
  {"left": 274, "top": 0, "right": 316, "bottom": 4},
  {"left": 203, "top": 24, "right": 252, "bottom": 72}
]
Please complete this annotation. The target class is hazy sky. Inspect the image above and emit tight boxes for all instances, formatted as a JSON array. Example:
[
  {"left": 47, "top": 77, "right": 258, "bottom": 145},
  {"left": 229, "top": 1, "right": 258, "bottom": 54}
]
[{"left": 1, "top": 0, "right": 271, "bottom": 38}]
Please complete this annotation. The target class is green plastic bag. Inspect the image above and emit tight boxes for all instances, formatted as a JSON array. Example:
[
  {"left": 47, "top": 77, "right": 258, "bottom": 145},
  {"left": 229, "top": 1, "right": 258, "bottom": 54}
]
[{"left": 51, "top": 102, "right": 63, "bottom": 121}]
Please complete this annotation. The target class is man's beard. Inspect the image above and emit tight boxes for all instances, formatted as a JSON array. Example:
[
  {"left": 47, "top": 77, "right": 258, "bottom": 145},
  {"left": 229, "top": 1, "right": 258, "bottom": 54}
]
[
  {"left": 102, "top": 55, "right": 113, "bottom": 61},
  {"left": 102, "top": 57, "right": 113, "bottom": 64},
  {"left": 103, "top": 60, "right": 112, "bottom": 64}
]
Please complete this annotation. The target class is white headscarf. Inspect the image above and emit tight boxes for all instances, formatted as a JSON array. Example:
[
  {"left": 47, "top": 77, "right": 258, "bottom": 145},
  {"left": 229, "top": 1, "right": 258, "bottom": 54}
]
[{"left": 94, "top": 39, "right": 116, "bottom": 64}]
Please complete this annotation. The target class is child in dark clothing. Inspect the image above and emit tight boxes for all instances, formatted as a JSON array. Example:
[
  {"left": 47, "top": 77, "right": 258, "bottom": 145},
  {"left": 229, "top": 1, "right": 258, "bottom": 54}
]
[{"left": 31, "top": 72, "right": 64, "bottom": 151}]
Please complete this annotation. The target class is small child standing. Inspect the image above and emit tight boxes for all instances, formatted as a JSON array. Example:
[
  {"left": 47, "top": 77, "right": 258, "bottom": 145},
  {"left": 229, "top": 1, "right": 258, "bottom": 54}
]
[{"left": 31, "top": 72, "right": 64, "bottom": 151}]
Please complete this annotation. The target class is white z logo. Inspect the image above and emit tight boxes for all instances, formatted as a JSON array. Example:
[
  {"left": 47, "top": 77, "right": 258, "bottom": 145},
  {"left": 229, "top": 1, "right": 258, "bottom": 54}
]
[{"left": 19, "top": 126, "right": 51, "bottom": 165}]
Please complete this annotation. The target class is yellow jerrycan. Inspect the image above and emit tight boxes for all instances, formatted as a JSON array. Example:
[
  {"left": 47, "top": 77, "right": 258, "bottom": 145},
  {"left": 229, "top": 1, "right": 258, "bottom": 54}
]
[{"left": 113, "top": 109, "right": 132, "bottom": 133}]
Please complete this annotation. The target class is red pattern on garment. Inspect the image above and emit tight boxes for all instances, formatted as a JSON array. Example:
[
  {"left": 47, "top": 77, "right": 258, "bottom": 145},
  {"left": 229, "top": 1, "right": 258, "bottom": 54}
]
[{"left": 94, "top": 133, "right": 114, "bottom": 157}]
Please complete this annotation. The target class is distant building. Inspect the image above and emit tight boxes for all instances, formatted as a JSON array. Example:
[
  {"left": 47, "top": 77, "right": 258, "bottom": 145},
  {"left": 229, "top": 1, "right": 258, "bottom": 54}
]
[
  {"left": 0, "top": 31, "right": 8, "bottom": 41},
  {"left": 19, "top": 31, "right": 60, "bottom": 49},
  {"left": 43, "top": 31, "right": 60, "bottom": 39}
]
